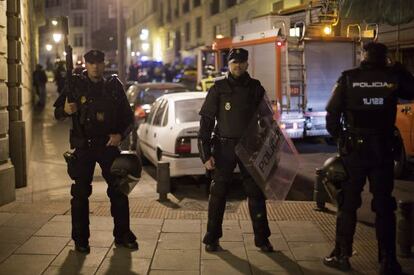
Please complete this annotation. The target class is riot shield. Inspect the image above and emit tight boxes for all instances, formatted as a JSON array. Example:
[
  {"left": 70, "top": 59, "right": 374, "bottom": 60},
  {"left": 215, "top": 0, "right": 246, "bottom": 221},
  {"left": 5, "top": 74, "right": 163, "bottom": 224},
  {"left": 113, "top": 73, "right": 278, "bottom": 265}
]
[{"left": 235, "top": 98, "right": 300, "bottom": 201}]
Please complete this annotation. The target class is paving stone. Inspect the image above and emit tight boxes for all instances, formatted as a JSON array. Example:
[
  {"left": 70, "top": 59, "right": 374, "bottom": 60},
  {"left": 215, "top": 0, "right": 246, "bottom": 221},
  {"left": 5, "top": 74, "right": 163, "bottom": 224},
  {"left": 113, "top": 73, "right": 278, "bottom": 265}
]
[
  {"left": 250, "top": 261, "right": 303, "bottom": 275},
  {"left": 201, "top": 258, "right": 251, "bottom": 275},
  {"left": 288, "top": 242, "right": 332, "bottom": 261},
  {"left": 130, "top": 218, "right": 163, "bottom": 225},
  {"left": 105, "top": 241, "right": 157, "bottom": 259},
  {"left": 277, "top": 221, "right": 326, "bottom": 242},
  {"left": 35, "top": 221, "right": 71, "bottom": 237},
  {"left": 162, "top": 219, "right": 201, "bottom": 233},
  {"left": 89, "top": 216, "right": 114, "bottom": 231},
  {"left": 152, "top": 249, "right": 199, "bottom": 270},
  {"left": 95, "top": 257, "right": 151, "bottom": 275},
  {"left": 0, "top": 243, "right": 19, "bottom": 263},
  {"left": 42, "top": 265, "right": 97, "bottom": 275},
  {"left": 246, "top": 250, "right": 296, "bottom": 270},
  {"left": 0, "top": 254, "right": 55, "bottom": 275},
  {"left": 131, "top": 224, "right": 161, "bottom": 240},
  {"left": 158, "top": 233, "right": 200, "bottom": 250},
  {"left": 298, "top": 260, "right": 362, "bottom": 275},
  {"left": 240, "top": 221, "right": 282, "bottom": 235},
  {"left": 150, "top": 271, "right": 199, "bottom": 275},
  {"left": 4, "top": 213, "right": 53, "bottom": 229},
  {"left": 51, "top": 246, "right": 109, "bottom": 268},
  {"left": 201, "top": 241, "right": 247, "bottom": 260},
  {"left": 243, "top": 234, "right": 289, "bottom": 251},
  {"left": 0, "top": 213, "right": 15, "bottom": 226},
  {"left": 0, "top": 226, "right": 37, "bottom": 244},
  {"left": 88, "top": 230, "right": 114, "bottom": 247},
  {"left": 15, "top": 236, "right": 69, "bottom": 255},
  {"left": 50, "top": 215, "right": 71, "bottom": 223}
]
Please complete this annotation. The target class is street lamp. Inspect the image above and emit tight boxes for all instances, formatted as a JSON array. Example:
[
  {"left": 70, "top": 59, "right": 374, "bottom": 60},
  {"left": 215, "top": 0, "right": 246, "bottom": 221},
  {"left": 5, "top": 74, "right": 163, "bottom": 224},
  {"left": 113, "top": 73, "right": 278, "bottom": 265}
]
[{"left": 53, "top": 33, "right": 62, "bottom": 43}]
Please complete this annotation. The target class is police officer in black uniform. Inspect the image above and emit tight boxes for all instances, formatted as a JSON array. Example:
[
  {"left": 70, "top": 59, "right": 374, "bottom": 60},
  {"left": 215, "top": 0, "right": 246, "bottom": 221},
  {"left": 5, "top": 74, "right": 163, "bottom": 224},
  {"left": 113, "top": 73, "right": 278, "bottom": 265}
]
[
  {"left": 54, "top": 50, "right": 137, "bottom": 253},
  {"left": 198, "top": 48, "right": 273, "bottom": 252},
  {"left": 323, "top": 42, "right": 414, "bottom": 275}
]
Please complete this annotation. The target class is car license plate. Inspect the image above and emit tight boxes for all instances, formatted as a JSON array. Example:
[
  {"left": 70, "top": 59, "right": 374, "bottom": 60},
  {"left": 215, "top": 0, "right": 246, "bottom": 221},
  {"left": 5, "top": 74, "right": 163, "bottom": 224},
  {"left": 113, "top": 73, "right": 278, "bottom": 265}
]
[{"left": 191, "top": 139, "right": 198, "bottom": 154}]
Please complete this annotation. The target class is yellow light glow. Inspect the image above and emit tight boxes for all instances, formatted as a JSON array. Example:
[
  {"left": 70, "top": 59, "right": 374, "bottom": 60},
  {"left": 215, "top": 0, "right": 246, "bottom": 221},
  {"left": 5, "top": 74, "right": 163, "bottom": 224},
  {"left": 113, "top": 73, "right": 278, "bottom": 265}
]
[
  {"left": 323, "top": 25, "right": 332, "bottom": 35},
  {"left": 216, "top": 34, "right": 224, "bottom": 39},
  {"left": 154, "top": 37, "right": 162, "bottom": 62},
  {"left": 142, "top": 42, "right": 150, "bottom": 52},
  {"left": 51, "top": 19, "right": 58, "bottom": 26},
  {"left": 53, "top": 33, "right": 62, "bottom": 43},
  {"left": 45, "top": 44, "right": 53, "bottom": 51}
]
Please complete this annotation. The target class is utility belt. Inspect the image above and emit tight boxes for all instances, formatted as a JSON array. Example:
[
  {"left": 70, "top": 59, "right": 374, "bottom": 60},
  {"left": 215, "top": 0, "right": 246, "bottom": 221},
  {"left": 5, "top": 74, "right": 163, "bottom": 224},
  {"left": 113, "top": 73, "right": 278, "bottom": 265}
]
[
  {"left": 70, "top": 130, "right": 109, "bottom": 149},
  {"left": 338, "top": 127, "right": 400, "bottom": 159},
  {"left": 214, "top": 135, "right": 240, "bottom": 145}
]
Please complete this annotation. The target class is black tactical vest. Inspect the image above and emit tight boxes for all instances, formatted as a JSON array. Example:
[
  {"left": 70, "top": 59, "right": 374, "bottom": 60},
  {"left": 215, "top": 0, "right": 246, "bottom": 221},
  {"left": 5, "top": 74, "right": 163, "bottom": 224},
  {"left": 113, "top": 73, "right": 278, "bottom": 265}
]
[
  {"left": 214, "top": 75, "right": 264, "bottom": 138},
  {"left": 343, "top": 67, "right": 399, "bottom": 132},
  {"left": 82, "top": 79, "right": 119, "bottom": 138}
]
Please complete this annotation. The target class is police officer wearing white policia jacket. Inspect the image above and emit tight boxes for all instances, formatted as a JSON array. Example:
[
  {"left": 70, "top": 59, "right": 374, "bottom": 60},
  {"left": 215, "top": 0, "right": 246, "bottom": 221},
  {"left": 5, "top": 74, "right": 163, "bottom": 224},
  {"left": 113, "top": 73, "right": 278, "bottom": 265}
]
[
  {"left": 324, "top": 42, "right": 414, "bottom": 274},
  {"left": 198, "top": 48, "right": 274, "bottom": 252},
  {"left": 54, "top": 50, "right": 137, "bottom": 253}
]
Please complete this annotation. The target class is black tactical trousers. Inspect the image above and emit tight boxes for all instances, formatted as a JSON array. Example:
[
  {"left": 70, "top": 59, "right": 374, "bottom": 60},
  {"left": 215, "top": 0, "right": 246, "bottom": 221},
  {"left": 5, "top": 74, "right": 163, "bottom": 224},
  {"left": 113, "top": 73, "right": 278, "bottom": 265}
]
[
  {"left": 203, "top": 138, "right": 271, "bottom": 246},
  {"left": 67, "top": 145, "right": 136, "bottom": 245},
  {"left": 336, "top": 153, "right": 396, "bottom": 260}
]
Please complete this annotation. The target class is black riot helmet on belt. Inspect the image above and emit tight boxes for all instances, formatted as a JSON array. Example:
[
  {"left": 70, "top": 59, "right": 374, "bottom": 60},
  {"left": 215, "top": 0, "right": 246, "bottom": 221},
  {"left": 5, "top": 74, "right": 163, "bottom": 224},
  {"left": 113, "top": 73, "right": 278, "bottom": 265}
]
[
  {"left": 110, "top": 152, "right": 142, "bottom": 195},
  {"left": 316, "top": 155, "right": 348, "bottom": 205},
  {"left": 320, "top": 155, "right": 348, "bottom": 187}
]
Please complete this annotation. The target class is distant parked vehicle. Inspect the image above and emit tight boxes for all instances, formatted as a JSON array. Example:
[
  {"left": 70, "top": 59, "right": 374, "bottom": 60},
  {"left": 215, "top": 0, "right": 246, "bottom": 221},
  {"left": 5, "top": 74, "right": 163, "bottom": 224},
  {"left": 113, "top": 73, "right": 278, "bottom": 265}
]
[
  {"left": 123, "top": 82, "right": 188, "bottom": 150},
  {"left": 394, "top": 102, "right": 414, "bottom": 178},
  {"left": 137, "top": 92, "right": 206, "bottom": 177}
]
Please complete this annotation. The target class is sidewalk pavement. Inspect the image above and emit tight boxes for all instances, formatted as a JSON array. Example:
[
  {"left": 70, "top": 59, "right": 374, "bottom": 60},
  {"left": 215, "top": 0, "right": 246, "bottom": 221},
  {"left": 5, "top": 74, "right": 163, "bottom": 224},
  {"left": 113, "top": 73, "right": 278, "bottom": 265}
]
[
  {"left": 1, "top": 199, "right": 414, "bottom": 275},
  {"left": 0, "top": 84, "right": 412, "bottom": 275}
]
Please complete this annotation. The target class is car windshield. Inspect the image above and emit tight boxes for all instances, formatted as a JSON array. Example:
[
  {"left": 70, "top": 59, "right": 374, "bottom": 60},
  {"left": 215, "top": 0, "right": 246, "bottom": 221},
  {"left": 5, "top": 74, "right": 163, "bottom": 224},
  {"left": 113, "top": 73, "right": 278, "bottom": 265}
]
[
  {"left": 136, "top": 88, "right": 188, "bottom": 105},
  {"left": 175, "top": 98, "right": 204, "bottom": 124}
]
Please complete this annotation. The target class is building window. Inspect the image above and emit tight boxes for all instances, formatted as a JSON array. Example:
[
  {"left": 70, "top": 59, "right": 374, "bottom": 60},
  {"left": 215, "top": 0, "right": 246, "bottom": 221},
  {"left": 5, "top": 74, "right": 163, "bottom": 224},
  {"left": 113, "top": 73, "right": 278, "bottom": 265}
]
[
  {"left": 71, "top": 0, "right": 87, "bottom": 10},
  {"left": 193, "top": 0, "right": 201, "bottom": 8},
  {"left": 166, "top": 0, "right": 172, "bottom": 22},
  {"left": 213, "top": 24, "right": 221, "bottom": 39},
  {"left": 45, "top": 0, "right": 60, "bottom": 8},
  {"left": 226, "top": 0, "right": 237, "bottom": 8},
  {"left": 196, "top": 17, "right": 202, "bottom": 38},
  {"left": 273, "top": 1, "right": 283, "bottom": 12},
  {"left": 230, "top": 17, "right": 238, "bottom": 36},
  {"left": 72, "top": 14, "right": 84, "bottom": 27},
  {"left": 183, "top": 0, "right": 190, "bottom": 14},
  {"left": 174, "top": 0, "right": 179, "bottom": 17},
  {"left": 210, "top": 0, "right": 220, "bottom": 15},
  {"left": 74, "top": 34, "right": 83, "bottom": 47},
  {"left": 185, "top": 22, "right": 191, "bottom": 42}
]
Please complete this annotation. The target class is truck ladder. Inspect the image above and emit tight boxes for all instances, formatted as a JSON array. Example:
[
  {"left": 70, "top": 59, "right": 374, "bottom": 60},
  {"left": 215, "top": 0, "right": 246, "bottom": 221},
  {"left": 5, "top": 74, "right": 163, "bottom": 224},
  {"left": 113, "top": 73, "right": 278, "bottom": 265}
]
[{"left": 281, "top": 37, "right": 306, "bottom": 114}]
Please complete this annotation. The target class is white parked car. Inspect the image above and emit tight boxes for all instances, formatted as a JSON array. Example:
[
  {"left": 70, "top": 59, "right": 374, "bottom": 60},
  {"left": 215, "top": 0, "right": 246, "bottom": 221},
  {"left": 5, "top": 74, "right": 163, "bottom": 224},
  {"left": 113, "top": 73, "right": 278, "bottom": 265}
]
[{"left": 137, "top": 92, "right": 207, "bottom": 177}]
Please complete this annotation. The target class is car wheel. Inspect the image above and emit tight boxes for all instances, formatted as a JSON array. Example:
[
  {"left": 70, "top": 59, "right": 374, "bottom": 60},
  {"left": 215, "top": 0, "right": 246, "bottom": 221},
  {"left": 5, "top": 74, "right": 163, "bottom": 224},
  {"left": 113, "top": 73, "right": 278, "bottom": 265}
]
[{"left": 394, "top": 146, "right": 407, "bottom": 179}]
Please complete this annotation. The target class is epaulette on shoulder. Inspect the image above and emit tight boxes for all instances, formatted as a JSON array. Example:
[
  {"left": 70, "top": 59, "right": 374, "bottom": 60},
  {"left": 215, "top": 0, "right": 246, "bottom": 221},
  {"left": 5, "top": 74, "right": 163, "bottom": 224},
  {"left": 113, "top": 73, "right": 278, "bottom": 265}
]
[
  {"left": 342, "top": 67, "right": 360, "bottom": 77},
  {"left": 214, "top": 75, "right": 226, "bottom": 82}
]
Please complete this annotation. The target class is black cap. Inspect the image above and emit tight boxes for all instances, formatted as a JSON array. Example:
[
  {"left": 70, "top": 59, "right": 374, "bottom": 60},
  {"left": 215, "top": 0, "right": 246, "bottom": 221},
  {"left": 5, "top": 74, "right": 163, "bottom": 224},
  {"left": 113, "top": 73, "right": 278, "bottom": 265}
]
[
  {"left": 363, "top": 42, "right": 388, "bottom": 61},
  {"left": 228, "top": 48, "right": 248, "bottom": 63},
  {"left": 84, "top": 49, "right": 105, "bottom": 63}
]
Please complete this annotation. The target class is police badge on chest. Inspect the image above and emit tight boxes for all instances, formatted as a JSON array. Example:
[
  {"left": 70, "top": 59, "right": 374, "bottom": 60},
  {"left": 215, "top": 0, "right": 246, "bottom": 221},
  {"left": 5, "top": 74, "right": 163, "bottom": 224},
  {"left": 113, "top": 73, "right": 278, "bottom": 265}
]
[
  {"left": 96, "top": 112, "right": 105, "bottom": 122},
  {"left": 225, "top": 102, "right": 231, "bottom": 111}
]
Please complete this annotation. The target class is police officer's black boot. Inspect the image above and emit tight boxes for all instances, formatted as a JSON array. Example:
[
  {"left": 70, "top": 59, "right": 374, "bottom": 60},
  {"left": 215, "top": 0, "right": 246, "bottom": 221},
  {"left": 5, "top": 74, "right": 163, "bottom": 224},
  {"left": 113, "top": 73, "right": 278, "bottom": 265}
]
[
  {"left": 257, "top": 238, "right": 274, "bottom": 253},
  {"left": 205, "top": 239, "right": 223, "bottom": 252},
  {"left": 323, "top": 242, "right": 351, "bottom": 271},
  {"left": 75, "top": 242, "right": 90, "bottom": 254}
]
